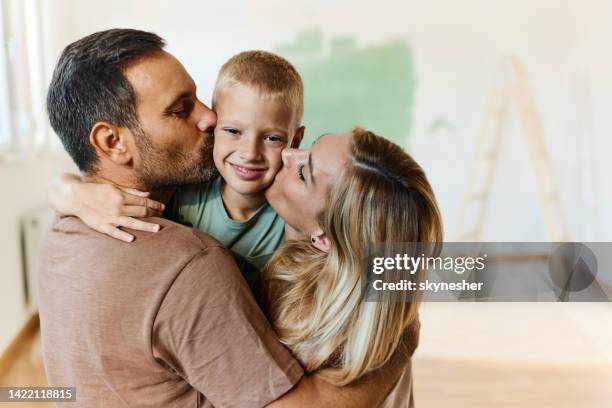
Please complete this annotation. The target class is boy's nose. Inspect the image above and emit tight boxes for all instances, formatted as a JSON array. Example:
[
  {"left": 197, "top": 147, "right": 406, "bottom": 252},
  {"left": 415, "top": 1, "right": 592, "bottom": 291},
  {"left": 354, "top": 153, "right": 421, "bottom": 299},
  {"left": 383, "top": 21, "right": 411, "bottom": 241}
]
[
  {"left": 240, "top": 138, "right": 262, "bottom": 162},
  {"left": 195, "top": 101, "right": 217, "bottom": 133}
]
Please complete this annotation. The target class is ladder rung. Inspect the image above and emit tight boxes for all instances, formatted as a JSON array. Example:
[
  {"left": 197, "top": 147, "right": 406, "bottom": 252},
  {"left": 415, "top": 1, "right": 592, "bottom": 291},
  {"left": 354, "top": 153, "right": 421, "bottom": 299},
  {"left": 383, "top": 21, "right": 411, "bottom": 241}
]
[
  {"left": 458, "top": 232, "right": 478, "bottom": 240},
  {"left": 543, "top": 192, "right": 560, "bottom": 200}
]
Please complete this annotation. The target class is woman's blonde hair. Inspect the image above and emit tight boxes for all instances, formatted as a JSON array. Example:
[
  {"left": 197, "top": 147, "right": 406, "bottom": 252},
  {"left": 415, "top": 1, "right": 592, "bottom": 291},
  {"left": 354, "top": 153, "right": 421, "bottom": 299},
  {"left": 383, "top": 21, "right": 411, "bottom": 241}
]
[{"left": 263, "top": 127, "right": 443, "bottom": 386}]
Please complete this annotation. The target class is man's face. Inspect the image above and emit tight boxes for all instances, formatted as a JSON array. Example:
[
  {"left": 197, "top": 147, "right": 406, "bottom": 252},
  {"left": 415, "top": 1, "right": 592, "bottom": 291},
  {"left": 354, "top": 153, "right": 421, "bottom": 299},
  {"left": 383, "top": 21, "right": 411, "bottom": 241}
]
[{"left": 124, "top": 51, "right": 217, "bottom": 190}]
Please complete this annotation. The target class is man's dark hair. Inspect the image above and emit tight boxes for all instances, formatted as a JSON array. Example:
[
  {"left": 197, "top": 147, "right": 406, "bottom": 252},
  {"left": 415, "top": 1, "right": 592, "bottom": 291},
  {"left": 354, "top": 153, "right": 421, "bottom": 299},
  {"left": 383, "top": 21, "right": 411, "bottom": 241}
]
[{"left": 47, "top": 29, "right": 165, "bottom": 173}]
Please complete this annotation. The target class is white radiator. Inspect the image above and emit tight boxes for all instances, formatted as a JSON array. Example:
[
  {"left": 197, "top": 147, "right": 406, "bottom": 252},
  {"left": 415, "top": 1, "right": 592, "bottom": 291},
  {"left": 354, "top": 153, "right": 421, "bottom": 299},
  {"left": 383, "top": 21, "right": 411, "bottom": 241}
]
[{"left": 19, "top": 206, "right": 54, "bottom": 308}]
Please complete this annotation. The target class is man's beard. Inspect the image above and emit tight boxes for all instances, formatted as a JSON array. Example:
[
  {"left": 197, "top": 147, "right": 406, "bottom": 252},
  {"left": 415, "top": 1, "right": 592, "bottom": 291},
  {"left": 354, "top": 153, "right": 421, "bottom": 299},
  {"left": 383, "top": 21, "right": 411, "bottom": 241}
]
[{"left": 134, "top": 130, "right": 218, "bottom": 190}]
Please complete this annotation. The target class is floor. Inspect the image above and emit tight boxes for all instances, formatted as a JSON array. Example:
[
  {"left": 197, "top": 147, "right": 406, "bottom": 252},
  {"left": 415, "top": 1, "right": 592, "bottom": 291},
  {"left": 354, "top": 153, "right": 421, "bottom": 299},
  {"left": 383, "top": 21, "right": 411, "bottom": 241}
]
[
  {"left": 0, "top": 329, "right": 51, "bottom": 408},
  {"left": 413, "top": 358, "right": 612, "bottom": 408},
  {"left": 2, "top": 304, "right": 612, "bottom": 407}
]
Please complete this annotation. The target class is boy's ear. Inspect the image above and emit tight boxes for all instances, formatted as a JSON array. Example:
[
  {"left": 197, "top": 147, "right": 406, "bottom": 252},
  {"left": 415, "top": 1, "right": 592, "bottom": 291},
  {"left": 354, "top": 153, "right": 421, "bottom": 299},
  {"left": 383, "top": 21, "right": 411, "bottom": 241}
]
[
  {"left": 310, "top": 230, "right": 331, "bottom": 253},
  {"left": 89, "top": 122, "right": 133, "bottom": 165},
  {"left": 291, "top": 126, "right": 305, "bottom": 148}
]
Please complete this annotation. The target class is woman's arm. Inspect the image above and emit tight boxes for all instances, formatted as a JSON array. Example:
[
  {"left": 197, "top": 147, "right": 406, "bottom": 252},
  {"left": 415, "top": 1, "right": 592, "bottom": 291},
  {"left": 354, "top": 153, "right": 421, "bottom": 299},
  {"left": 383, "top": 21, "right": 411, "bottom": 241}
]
[{"left": 48, "top": 173, "right": 165, "bottom": 242}]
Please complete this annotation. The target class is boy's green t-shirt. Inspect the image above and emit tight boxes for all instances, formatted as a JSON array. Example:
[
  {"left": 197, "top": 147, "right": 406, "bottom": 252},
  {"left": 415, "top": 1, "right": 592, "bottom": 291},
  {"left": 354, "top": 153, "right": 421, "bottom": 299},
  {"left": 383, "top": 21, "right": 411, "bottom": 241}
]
[{"left": 165, "top": 177, "right": 285, "bottom": 296}]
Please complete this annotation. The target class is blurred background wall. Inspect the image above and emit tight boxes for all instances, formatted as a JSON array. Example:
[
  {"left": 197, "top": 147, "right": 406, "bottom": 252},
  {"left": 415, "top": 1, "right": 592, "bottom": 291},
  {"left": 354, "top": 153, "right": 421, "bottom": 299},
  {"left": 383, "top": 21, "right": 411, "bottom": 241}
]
[{"left": 1, "top": 0, "right": 610, "bottom": 361}]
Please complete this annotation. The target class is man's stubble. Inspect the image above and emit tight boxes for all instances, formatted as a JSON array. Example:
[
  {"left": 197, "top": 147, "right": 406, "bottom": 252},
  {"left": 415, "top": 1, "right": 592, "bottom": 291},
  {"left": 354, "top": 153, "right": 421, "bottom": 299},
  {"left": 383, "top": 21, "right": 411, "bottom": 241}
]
[{"left": 133, "top": 129, "right": 218, "bottom": 191}]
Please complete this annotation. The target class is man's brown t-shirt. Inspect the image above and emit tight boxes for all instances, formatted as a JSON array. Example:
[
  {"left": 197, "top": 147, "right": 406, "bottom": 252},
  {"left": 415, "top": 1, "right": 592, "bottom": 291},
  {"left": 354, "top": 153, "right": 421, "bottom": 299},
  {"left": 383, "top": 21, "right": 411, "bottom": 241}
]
[{"left": 38, "top": 216, "right": 303, "bottom": 407}]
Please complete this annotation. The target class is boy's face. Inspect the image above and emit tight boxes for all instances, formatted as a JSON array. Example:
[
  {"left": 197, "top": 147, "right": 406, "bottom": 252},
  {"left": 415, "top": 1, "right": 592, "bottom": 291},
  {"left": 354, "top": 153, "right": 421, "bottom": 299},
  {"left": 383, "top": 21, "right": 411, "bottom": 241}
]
[{"left": 213, "top": 83, "right": 302, "bottom": 195}]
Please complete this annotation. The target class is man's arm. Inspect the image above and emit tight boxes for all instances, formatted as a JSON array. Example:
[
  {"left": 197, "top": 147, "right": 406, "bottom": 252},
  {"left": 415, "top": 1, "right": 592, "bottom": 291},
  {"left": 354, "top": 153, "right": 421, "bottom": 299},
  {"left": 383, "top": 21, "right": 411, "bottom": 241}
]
[
  {"left": 267, "top": 342, "right": 411, "bottom": 408},
  {"left": 152, "top": 244, "right": 304, "bottom": 408}
]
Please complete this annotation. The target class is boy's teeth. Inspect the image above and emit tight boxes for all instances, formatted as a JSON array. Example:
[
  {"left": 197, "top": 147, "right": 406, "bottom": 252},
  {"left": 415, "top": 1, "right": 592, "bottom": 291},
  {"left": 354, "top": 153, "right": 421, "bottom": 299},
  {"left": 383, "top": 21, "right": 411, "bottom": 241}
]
[{"left": 232, "top": 163, "right": 263, "bottom": 178}]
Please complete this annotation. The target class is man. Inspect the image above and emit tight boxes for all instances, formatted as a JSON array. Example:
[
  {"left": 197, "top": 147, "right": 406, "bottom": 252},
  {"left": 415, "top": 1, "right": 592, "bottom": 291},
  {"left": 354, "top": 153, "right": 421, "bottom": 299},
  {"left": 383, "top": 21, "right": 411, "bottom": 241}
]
[{"left": 39, "top": 29, "right": 403, "bottom": 407}]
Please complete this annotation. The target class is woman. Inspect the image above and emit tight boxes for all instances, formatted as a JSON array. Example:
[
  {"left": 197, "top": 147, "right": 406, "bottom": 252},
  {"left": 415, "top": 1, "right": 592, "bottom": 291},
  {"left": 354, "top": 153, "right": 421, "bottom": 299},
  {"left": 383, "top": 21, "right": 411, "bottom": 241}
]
[
  {"left": 50, "top": 127, "right": 443, "bottom": 406},
  {"left": 262, "top": 128, "right": 442, "bottom": 405}
]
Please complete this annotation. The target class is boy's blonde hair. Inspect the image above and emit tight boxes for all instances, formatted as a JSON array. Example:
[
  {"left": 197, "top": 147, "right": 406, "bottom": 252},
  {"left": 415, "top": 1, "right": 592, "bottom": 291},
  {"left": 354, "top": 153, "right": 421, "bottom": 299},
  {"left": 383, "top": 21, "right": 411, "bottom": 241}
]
[{"left": 213, "top": 50, "right": 304, "bottom": 125}]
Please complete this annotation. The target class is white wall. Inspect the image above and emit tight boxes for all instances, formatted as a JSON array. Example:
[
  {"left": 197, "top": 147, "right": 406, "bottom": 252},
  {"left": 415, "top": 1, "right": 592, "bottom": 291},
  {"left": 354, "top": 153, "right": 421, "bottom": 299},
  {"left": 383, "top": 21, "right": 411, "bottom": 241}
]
[
  {"left": 0, "top": 0, "right": 78, "bottom": 353},
  {"left": 0, "top": 152, "right": 75, "bottom": 352},
  {"left": 41, "top": 0, "right": 611, "bottom": 241},
  {"left": 1, "top": 0, "right": 611, "bottom": 353}
]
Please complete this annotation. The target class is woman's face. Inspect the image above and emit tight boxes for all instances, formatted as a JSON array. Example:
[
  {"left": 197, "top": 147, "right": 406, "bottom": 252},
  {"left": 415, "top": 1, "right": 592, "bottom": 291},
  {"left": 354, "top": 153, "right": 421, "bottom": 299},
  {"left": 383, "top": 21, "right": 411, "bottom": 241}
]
[{"left": 265, "top": 132, "right": 351, "bottom": 239}]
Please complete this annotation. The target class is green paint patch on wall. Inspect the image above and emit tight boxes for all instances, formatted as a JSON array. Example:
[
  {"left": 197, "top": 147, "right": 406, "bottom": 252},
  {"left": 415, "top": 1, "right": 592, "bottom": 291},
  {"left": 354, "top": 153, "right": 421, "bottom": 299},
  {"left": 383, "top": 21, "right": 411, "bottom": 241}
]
[{"left": 275, "top": 30, "right": 416, "bottom": 149}]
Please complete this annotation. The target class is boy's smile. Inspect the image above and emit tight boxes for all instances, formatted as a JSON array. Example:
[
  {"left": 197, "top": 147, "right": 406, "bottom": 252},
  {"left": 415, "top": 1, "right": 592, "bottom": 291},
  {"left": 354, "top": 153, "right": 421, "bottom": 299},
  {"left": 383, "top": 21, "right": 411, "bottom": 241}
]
[{"left": 229, "top": 163, "right": 268, "bottom": 181}]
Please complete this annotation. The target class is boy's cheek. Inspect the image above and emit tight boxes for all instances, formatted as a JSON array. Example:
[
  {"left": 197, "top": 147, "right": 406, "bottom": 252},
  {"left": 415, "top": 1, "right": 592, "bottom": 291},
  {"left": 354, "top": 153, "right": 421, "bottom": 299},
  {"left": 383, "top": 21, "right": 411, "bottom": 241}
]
[
  {"left": 211, "top": 144, "right": 227, "bottom": 172},
  {"left": 212, "top": 137, "right": 231, "bottom": 160},
  {"left": 268, "top": 154, "right": 284, "bottom": 174}
]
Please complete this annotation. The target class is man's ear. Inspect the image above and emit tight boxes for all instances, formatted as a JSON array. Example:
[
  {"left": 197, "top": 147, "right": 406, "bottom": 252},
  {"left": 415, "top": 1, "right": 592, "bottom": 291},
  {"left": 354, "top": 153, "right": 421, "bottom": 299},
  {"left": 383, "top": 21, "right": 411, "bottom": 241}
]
[
  {"left": 291, "top": 126, "right": 305, "bottom": 148},
  {"left": 89, "top": 122, "right": 133, "bottom": 165},
  {"left": 310, "top": 230, "right": 331, "bottom": 253}
]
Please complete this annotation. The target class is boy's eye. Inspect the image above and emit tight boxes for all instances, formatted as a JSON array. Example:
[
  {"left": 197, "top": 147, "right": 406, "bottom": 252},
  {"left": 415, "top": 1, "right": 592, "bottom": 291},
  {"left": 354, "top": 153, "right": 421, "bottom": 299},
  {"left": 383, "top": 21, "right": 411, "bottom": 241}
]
[
  {"left": 298, "top": 164, "right": 306, "bottom": 182},
  {"left": 223, "top": 127, "right": 240, "bottom": 135},
  {"left": 264, "top": 134, "right": 286, "bottom": 144}
]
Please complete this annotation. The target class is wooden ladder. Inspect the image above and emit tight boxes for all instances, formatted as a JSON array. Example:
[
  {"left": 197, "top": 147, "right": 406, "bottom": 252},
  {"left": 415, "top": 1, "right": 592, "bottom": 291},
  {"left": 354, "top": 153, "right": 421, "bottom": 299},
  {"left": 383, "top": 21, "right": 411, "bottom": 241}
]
[{"left": 455, "top": 58, "right": 570, "bottom": 242}]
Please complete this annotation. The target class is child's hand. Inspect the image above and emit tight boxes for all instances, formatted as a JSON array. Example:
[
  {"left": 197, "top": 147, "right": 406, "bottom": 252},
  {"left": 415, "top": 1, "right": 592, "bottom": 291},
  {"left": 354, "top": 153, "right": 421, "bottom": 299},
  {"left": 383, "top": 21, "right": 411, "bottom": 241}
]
[{"left": 48, "top": 173, "right": 165, "bottom": 242}]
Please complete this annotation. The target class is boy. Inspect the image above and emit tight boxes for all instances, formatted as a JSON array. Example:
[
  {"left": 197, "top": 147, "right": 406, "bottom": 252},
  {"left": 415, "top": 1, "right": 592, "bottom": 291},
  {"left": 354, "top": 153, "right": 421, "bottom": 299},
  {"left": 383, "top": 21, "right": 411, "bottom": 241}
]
[
  {"left": 49, "top": 50, "right": 304, "bottom": 296},
  {"left": 166, "top": 51, "right": 304, "bottom": 292}
]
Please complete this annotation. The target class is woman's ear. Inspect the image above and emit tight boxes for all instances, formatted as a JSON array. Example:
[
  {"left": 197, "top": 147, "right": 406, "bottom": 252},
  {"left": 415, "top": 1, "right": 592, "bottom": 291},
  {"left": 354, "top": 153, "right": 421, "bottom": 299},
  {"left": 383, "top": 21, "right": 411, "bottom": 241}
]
[
  {"left": 310, "top": 231, "right": 331, "bottom": 253},
  {"left": 89, "top": 122, "right": 133, "bottom": 165}
]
